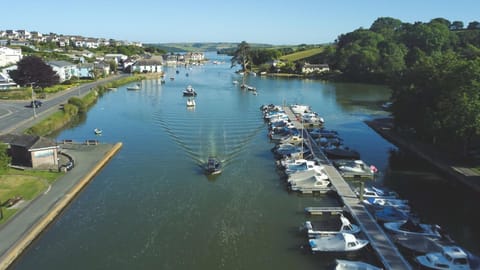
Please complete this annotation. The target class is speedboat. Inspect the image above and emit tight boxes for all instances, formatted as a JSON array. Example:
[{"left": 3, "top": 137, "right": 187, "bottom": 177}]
[
  {"left": 363, "top": 197, "right": 410, "bottom": 213},
  {"left": 290, "top": 175, "right": 331, "bottom": 192},
  {"left": 205, "top": 157, "right": 221, "bottom": 175},
  {"left": 288, "top": 166, "right": 328, "bottom": 182},
  {"left": 308, "top": 233, "right": 369, "bottom": 253},
  {"left": 284, "top": 160, "right": 317, "bottom": 175},
  {"left": 415, "top": 245, "right": 470, "bottom": 270},
  {"left": 183, "top": 85, "right": 197, "bottom": 96},
  {"left": 94, "top": 128, "right": 102, "bottom": 135},
  {"left": 303, "top": 215, "right": 360, "bottom": 237},
  {"left": 383, "top": 219, "right": 442, "bottom": 239},
  {"left": 127, "top": 84, "right": 141, "bottom": 90},
  {"left": 186, "top": 98, "right": 196, "bottom": 107},
  {"left": 290, "top": 104, "right": 311, "bottom": 114},
  {"left": 356, "top": 186, "right": 399, "bottom": 199},
  {"left": 335, "top": 259, "right": 383, "bottom": 270}
]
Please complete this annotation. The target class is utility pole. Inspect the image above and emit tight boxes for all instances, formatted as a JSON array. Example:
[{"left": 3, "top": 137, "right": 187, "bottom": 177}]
[{"left": 29, "top": 83, "right": 37, "bottom": 118}]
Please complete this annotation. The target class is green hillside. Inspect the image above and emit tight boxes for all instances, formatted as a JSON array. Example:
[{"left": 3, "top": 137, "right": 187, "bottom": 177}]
[{"left": 279, "top": 47, "right": 325, "bottom": 62}]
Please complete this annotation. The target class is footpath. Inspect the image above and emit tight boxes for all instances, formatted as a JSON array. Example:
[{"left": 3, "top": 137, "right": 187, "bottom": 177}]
[{"left": 365, "top": 117, "right": 480, "bottom": 193}]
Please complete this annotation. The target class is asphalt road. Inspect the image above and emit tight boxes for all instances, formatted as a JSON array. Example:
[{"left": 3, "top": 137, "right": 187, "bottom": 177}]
[{"left": 0, "top": 74, "right": 129, "bottom": 135}]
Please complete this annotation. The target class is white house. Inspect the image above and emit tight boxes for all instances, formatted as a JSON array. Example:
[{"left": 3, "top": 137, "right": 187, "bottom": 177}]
[
  {"left": 0, "top": 71, "right": 17, "bottom": 90},
  {"left": 47, "top": 60, "right": 78, "bottom": 82},
  {"left": 0, "top": 47, "right": 22, "bottom": 67},
  {"left": 131, "top": 57, "right": 163, "bottom": 73},
  {"left": 301, "top": 63, "right": 330, "bottom": 74}
]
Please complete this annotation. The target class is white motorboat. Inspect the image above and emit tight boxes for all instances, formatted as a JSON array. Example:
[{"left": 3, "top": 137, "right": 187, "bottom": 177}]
[
  {"left": 338, "top": 160, "right": 372, "bottom": 173},
  {"left": 127, "top": 84, "right": 141, "bottom": 90},
  {"left": 308, "top": 232, "right": 369, "bottom": 253},
  {"left": 290, "top": 104, "right": 311, "bottom": 114},
  {"left": 383, "top": 219, "right": 442, "bottom": 239},
  {"left": 288, "top": 166, "right": 329, "bottom": 183},
  {"left": 415, "top": 245, "right": 470, "bottom": 270},
  {"left": 363, "top": 197, "right": 410, "bottom": 213},
  {"left": 356, "top": 186, "right": 399, "bottom": 199},
  {"left": 93, "top": 128, "right": 102, "bottom": 135},
  {"left": 303, "top": 215, "right": 360, "bottom": 237},
  {"left": 335, "top": 259, "right": 383, "bottom": 270},
  {"left": 290, "top": 175, "right": 331, "bottom": 192},
  {"left": 186, "top": 98, "right": 196, "bottom": 107},
  {"left": 183, "top": 85, "right": 197, "bottom": 96},
  {"left": 284, "top": 161, "right": 319, "bottom": 175}
]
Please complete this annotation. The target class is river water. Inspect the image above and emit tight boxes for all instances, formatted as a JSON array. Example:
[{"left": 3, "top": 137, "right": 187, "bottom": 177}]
[{"left": 11, "top": 52, "right": 479, "bottom": 269}]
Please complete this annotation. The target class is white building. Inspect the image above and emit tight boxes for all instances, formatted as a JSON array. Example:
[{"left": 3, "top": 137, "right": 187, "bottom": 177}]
[
  {"left": 301, "top": 63, "right": 330, "bottom": 74},
  {"left": 47, "top": 60, "right": 78, "bottom": 82},
  {"left": 0, "top": 47, "right": 22, "bottom": 67},
  {"left": 131, "top": 57, "right": 163, "bottom": 73}
]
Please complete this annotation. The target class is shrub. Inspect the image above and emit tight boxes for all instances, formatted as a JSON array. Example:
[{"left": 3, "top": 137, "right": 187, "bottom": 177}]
[
  {"left": 63, "top": 103, "right": 78, "bottom": 116},
  {"left": 68, "top": 97, "right": 86, "bottom": 113}
]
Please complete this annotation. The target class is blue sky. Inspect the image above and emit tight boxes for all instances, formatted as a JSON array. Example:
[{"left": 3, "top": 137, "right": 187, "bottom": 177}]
[{"left": 3, "top": 0, "right": 479, "bottom": 45}]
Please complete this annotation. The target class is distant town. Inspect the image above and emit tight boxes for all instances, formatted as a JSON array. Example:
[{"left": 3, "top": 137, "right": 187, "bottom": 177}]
[{"left": 0, "top": 29, "right": 208, "bottom": 90}]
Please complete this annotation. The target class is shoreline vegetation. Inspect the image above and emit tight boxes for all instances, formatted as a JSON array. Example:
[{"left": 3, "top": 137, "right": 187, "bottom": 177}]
[{"left": 24, "top": 74, "right": 146, "bottom": 136}]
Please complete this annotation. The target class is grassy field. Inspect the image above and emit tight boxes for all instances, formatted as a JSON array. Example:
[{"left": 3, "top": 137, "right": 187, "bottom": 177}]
[
  {"left": 0, "top": 169, "right": 60, "bottom": 224},
  {"left": 279, "top": 47, "right": 325, "bottom": 62}
]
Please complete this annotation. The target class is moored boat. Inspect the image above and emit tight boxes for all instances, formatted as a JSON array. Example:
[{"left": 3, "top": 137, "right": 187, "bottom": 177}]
[
  {"left": 127, "top": 84, "right": 141, "bottom": 90},
  {"left": 94, "top": 128, "right": 102, "bottom": 135},
  {"left": 308, "top": 232, "right": 369, "bottom": 253},
  {"left": 303, "top": 215, "right": 360, "bottom": 237},
  {"left": 383, "top": 219, "right": 442, "bottom": 239},
  {"left": 335, "top": 259, "right": 383, "bottom": 270},
  {"left": 183, "top": 85, "right": 197, "bottom": 96},
  {"left": 415, "top": 245, "right": 470, "bottom": 270}
]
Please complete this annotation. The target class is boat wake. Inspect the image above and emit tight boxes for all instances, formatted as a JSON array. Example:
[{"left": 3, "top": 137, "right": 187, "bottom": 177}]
[{"left": 153, "top": 110, "right": 264, "bottom": 171}]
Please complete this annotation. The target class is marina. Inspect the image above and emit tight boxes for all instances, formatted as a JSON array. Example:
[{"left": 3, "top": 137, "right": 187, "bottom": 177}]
[{"left": 281, "top": 105, "right": 412, "bottom": 270}]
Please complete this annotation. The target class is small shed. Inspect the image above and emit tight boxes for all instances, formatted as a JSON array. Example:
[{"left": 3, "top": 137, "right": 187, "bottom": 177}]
[{"left": 0, "top": 134, "right": 59, "bottom": 169}]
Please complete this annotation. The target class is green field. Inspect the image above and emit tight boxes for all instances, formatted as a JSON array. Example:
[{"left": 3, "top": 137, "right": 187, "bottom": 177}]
[{"left": 279, "top": 47, "right": 325, "bottom": 62}]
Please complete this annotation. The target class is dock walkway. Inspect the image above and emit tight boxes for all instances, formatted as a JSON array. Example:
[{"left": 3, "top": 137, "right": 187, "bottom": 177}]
[{"left": 284, "top": 107, "right": 412, "bottom": 270}]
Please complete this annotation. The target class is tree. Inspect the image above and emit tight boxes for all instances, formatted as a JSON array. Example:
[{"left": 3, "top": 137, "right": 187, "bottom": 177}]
[
  {"left": 467, "top": 21, "right": 480, "bottom": 30},
  {"left": 0, "top": 143, "right": 11, "bottom": 171},
  {"left": 230, "top": 41, "right": 251, "bottom": 72},
  {"left": 9, "top": 56, "right": 59, "bottom": 88},
  {"left": 450, "top": 21, "right": 464, "bottom": 30}
]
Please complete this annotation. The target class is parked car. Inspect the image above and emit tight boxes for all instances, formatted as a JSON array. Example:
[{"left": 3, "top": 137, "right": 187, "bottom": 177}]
[{"left": 28, "top": 100, "right": 43, "bottom": 108}]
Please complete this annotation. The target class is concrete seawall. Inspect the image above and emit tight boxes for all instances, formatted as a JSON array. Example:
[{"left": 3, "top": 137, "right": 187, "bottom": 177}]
[
  {"left": 0, "top": 142, "right": 123, "bottom": 270},
  {"left": 365, "top": 118, "right": 480, "bottom": 193}
]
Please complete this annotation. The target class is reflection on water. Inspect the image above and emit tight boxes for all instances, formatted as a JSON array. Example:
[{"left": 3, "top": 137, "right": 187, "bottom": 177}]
[{"left": 11, "top": 52, "right": 479, "bottom": 270}]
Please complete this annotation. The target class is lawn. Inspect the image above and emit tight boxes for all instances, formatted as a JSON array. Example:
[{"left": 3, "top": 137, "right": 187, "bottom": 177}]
[
  {"left": 0, "top": 169, "right": 60, "bottom": 224},
  {"left": 279, "top": 47, "right": 325, "bottom": 62}
]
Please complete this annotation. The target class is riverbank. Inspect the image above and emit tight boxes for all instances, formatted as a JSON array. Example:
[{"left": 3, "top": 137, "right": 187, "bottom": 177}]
[
  {"left": 365, "top": 117, "right": 480, "bottom": 193},
  {"left": 0, "top": 142, "right": 122, "bottom": 270}
]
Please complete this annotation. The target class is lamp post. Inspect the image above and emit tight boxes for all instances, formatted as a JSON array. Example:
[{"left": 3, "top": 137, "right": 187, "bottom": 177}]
[{"left": 29, "top": 82, "right": 37, "bottom": 118}]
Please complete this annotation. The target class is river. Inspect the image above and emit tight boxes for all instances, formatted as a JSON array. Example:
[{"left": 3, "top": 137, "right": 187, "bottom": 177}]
[{"left": 11, "top": 52, "right": 480, "bottom": 270}]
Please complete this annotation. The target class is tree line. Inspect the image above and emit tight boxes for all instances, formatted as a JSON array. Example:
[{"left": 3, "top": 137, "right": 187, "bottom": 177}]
[{"left": 322, "top": 17, "right": 480, "bottom": 155}]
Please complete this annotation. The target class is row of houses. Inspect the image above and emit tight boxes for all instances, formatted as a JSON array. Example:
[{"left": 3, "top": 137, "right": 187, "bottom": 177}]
[{"left": 0, "top": 29, "right": 143, "bottom": 49}]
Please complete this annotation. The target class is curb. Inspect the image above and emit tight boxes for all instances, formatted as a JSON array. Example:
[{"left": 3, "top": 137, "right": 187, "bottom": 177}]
[{"left": 0, "top": 142, "right": 123, "bottom": 270}]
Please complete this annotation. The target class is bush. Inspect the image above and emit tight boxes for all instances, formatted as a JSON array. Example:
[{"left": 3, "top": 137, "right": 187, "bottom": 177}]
[
  {"left": 0, "top": 143, "right": 11, "bottom": 170},
  {"left": 68, "top": 97, "right": 86, "bottom": 113},
  {"left": 63, "top": 103, "right": 78, "bottom": 116}
]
